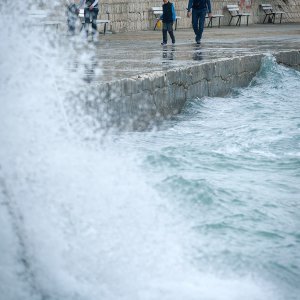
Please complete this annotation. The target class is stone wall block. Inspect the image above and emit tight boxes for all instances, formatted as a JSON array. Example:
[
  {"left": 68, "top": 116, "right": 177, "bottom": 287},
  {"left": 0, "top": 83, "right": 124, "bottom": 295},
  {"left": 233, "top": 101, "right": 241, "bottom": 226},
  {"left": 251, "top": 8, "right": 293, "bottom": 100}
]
[
  {"left": 217, "top": 59, "right": 234, "bottom": 79},
  {"left": 153, "top": 87, "right": 170, "bottom": 114},
  {"left": 109, "top": 81, "right": 122, "bottom": 99},
  {"left": 275, "top": 50, "right": 300, "bottom": 71},
  {"left": 187, "top": 81, "right": 205, "bottom": 100},
  {"left": 178, "top": 68, "right": 193, "bottom": 86},
  {"left": 141, "top": 76, "right": 154, "bottom": 93},
  {"left": 122, "top": 78, "right": 134, "bottom": 96},
  {"left": 153, "top": 74, "right": 167, "bottom": 89},
  {"left": 98, "top": 83, "right": 110, "bottom": 103},
  {"left": 190, "top": 65, "right": 204, "bottom": 84},
  {"left": 209, "top": 76, "right": 229, "bottom": 97},
  {"left": 169, "top": 84, "right": 186, "bottom": 114},
  {"left": 165, "top": 69, "right": 179, "bottom": 85},
  {"left": 202, "top": 62, "right": 216, "bottom": 81},
  {"left": 231, "top": 57, "right": 242, "bottom": 75}
]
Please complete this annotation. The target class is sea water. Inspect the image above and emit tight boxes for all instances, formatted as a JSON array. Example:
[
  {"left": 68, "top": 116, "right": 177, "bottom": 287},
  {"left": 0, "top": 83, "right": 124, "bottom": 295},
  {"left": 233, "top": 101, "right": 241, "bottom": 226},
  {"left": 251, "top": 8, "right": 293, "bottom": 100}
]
[
  {"left": 118, "top": 55, "right": 300, "bottom": 300},
  {"left": 0, "top": 1, "right": 300, "bottom": 300}
]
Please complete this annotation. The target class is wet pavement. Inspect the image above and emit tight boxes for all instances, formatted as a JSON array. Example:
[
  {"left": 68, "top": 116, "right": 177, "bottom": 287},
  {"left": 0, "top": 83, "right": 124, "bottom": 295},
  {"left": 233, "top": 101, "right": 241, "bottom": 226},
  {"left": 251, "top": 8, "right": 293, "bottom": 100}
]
[{"left": 73, "top": 23, "right": 300, "bottom": 82}]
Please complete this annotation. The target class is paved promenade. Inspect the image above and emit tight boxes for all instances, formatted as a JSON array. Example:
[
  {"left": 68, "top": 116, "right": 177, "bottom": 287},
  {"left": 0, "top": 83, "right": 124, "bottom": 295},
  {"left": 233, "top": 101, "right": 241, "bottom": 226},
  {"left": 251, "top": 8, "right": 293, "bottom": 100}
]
[{"left": 84, "top": 23, "right": 300, "bottom": 82}]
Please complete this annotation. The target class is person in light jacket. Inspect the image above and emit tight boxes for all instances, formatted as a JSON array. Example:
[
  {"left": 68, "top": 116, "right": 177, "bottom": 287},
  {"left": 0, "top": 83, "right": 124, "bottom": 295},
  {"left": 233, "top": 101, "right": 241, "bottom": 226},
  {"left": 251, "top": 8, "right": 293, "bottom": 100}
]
[{"left": 78, "top": 0, "right": 99, "bottom": 38}]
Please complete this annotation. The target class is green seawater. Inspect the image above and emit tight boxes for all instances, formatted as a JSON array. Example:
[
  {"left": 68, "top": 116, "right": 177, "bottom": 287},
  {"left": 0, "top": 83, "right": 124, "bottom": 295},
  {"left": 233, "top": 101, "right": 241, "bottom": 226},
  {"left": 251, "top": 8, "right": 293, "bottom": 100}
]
[{"left": 120, "top": 56, "right": 300, "bottom": 300}]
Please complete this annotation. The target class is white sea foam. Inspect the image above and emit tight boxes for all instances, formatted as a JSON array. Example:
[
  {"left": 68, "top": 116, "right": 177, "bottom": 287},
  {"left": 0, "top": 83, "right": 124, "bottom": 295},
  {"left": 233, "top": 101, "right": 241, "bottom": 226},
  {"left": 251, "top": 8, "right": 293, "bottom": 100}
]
[{"left": 0, "top": 1, "right": 285, "bottom": 300}]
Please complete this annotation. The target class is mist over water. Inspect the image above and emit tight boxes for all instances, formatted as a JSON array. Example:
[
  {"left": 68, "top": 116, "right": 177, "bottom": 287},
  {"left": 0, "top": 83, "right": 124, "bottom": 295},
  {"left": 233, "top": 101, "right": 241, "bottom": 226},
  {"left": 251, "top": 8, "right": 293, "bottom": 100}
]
[{"left": 1, "top": 1, "right": 300, "bottom": 300}]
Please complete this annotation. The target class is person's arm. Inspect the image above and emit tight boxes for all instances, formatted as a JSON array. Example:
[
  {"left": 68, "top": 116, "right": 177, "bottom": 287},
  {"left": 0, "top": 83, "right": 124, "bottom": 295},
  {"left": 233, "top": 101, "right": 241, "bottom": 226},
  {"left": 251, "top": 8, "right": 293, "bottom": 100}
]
[
  {"left": 187, "top": 0, "right": 193, "bottom": 12},
  {"left": 172, "top": 3, "right": 176, "bottom": 21},
  {"left": 78, "top": 0, "right": 85, "bottom": 9},
  {"left": 91, "top": 0, "right": 98, "bottom": 8},
  {"left": 187, "top": 0, "right": 193, "bottom": 17},
  {"left": 160, "top": 4, "right": 164, "bottom": 20},
  {"left": 206, "top": 0, "right": 212, "bottom": 14},
  {"left": 89, "top": 0, "right": 98, "bottom": 10}
]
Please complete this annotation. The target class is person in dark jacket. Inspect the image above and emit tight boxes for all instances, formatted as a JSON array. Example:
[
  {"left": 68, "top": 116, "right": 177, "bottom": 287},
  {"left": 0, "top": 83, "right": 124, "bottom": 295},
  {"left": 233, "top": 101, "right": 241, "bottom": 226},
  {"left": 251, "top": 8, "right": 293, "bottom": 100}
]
[
  {"left": 66, "top": 0, "right": 79, "bottom": 35},
  {"left": 187, "top": 0, "right": 212, "bottom": 44},
  {"left": 160, "top": 0, "right": 176, "bottom": 45}
]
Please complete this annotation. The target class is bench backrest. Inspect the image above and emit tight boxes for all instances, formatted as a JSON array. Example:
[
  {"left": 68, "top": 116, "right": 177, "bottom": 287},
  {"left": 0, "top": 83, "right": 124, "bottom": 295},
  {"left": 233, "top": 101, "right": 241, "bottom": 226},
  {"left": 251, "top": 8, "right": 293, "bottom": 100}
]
[
  {"left": 27, "top": 10, "right": 49, "bottom": 19},
  {"left": 226, "top": 4, "right": 240, "bottom": 16},
  {"left": 261, "top": 4, "right": 273, "bottom": 13},
  {"left": 150, "top": 7, "right": 163, "bottom": 16},
  {"left": 79, "top": 9, "right": 84, "bottom": 18}
]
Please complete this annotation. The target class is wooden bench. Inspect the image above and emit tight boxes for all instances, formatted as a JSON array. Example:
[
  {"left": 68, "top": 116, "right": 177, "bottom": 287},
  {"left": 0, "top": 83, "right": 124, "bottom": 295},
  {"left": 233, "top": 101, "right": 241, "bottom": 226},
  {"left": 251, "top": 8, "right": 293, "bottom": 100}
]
[
  {"left": 79, "top": 9, "right": 110, "bottom": 35},
  {"left": 27, "top": 10, "right": 62, "bottom": 31},
  {"left": 261, "top": 4, "right": 285, "bottom": 24},
  {"left": 206, "top": 14, "right": 224, "bottom": 28},
  {"left": 226, "top": 4, "right": 250, "bottom": 26},
  {"left": 150, "top": 7, "right": 181, "bottom": 31}
]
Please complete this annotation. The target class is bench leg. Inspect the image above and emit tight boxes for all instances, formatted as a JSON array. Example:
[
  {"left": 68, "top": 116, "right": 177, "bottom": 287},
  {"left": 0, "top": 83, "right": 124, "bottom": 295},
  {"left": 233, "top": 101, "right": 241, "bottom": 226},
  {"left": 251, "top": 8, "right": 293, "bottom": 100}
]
[
  {"left": 218, "top": 16, "right": 221, "bottom": 28},
  {"left": 154, "top": 19, "right": 159, "bottom": 30},
  {"left": 104, "top": 23, "right": 106, "bottom": 35},
  {"left": 175, "top": 18, "right": 178, "bottom": 30},
  {"left": 280, "top": 13, "right": 283, "bottom": 23},
  {"left": 80, "top": 23, "right": 84, "bottom": 32},
  {"left": 229, "top": 16, "right": 233, "bottom": 25},
  {"left": 236, "top": 16, "right": 241, "bottom": 26},
  {"left": 246, "top": 15, "right": 249, "bottom": 26},
  {"left": 273, "top": 14, "right": 276, "bottom": 24},
  {"left": 263, "top": 15, "right": 267, "bottom": 23},
  {"left": 207, "top": 18, "right": 212, "bottom": 28}
]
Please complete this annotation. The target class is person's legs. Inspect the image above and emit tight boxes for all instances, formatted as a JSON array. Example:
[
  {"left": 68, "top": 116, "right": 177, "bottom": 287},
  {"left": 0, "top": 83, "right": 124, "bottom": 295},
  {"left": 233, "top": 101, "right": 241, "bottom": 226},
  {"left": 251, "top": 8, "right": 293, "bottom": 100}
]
[
  {"left": 192, "top": 9, "right": 200, "bottom": 42},
  {"left": 67, "top": 4, "right": 77, "bottom": 34},
  {"left": 84, "top": 8, "right": 90, "bottom": 36},
  {"left": 162, "top": 22, "right": 168, "bottom": 44},
  {"left": 91, "top": 8, "right": 99, "bottom": 35},
  {"left": 197, "top": 10, "right": 207, "bottom": 42},
  {"left": 167, "top": 23, "right": 175, "bottom": 44}
]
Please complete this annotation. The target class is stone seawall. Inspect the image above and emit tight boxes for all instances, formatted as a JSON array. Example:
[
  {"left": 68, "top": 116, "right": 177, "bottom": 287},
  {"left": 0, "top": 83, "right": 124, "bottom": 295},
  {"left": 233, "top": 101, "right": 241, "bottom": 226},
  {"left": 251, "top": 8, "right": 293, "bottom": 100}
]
[{"left": 83, "top": 50, "right": 299, "bottom": 130}]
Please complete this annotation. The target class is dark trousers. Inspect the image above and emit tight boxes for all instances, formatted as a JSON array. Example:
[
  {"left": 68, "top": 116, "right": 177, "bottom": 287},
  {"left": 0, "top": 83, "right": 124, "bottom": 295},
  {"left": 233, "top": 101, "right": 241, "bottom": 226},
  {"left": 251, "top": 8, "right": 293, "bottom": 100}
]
[
  {"left": 84, "top": 7, "right": 99, "bottom": 35},
  {"left": 162, "top": 22, "right": 175, "bottom": 44},
  {"left": 67, "top": 4, "right": 78, "bottom": 34},
  {"left": 192, "top": 8, "right": 206, "bottom": 42}
]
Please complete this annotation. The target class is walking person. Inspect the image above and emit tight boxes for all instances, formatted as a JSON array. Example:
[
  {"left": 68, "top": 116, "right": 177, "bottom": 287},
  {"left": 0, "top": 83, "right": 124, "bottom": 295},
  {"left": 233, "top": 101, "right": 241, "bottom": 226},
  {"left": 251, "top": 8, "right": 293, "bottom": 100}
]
[
  {"left": 78, "top": 0, "right": 99, "bottom": 39},
  {"left": 187, "top": 0, "right": 212, "bottom": 44},
  {"left": 66, "top": 0, "right": 79, "bottom": 35},
  {"left": 160, "top": 0, "right": 176, "bottom": 46}
]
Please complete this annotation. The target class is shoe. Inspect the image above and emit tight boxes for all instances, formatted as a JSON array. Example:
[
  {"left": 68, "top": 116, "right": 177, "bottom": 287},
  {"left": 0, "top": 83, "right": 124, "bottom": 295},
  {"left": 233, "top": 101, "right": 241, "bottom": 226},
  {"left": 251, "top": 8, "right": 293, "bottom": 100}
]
[
  {"left": 92, "top": 34, "right": 98, "bottom": 42},
  {"left": 172, "top": 42, "right": 175, "bottom": 45},
  {"left": 196, "top": 40, "right": 201, "bottom": 45},
  {"left": 161, "top": 42, "right": 167, "bottom": 45}
]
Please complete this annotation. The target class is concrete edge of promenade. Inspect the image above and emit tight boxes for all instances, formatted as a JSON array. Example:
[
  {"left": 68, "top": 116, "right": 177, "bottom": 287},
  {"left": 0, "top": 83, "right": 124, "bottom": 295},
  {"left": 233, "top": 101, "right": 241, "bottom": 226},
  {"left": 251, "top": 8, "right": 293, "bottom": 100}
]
[{"left": 82, "top": 50, "right": 300, "bottom": 131}]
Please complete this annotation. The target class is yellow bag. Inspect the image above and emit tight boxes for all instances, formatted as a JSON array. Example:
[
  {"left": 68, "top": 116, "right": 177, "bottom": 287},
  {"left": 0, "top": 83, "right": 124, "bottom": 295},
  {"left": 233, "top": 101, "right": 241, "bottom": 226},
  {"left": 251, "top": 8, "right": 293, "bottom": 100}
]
[{"left": 156, "top": 20, "right": 162, "bottom": 29}]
